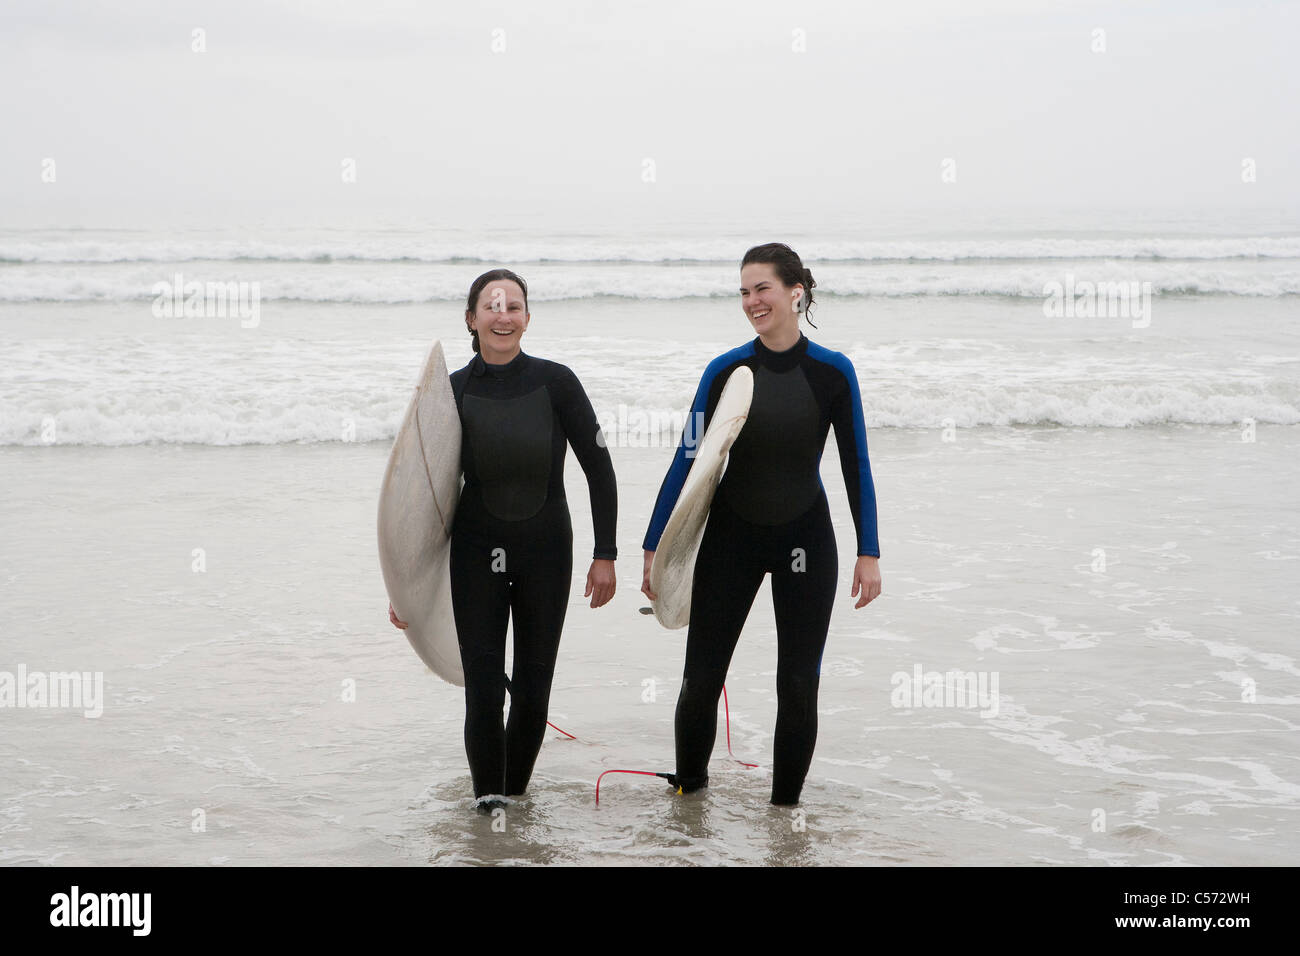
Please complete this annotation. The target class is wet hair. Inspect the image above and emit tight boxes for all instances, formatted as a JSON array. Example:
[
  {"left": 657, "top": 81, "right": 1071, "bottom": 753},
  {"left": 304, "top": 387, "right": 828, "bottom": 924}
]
[
  {"left": 740, "top": 242, "right": 818, "bottom": 328},
  {"left": 465, "top": 269, "right": 529, "bottom": 353}
]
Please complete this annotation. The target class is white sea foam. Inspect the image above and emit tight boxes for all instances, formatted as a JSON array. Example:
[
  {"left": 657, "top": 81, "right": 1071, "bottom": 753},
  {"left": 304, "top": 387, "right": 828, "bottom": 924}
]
[
  {"left": 2, "top": 260, "right": 1298, "bottom": 302},
  {"left": 3, "top": 224, "right": 1298, "bottom": 444},
  {"left": 3, "top": 234, "right": 1299, "bottom": 264},
  {"left": 3, "top": 333, "right": 1297, "bottom": 445}
]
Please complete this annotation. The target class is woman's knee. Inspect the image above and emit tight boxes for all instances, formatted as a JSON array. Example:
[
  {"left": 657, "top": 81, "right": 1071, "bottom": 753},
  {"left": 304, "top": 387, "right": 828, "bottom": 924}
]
[
  {"left": 775, "top": 669, "right": 821, "bottom": 723},
  {"left": 676, "top": 668, "right": 726, "bottom": 716}
]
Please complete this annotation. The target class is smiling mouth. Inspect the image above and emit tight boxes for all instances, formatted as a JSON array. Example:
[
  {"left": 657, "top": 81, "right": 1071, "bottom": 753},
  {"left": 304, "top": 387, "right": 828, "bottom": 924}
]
[
  {"left": 489, "top": 329, "right": 514, "bottom": 336},
  {"left": 750, "top": 310, "right": 770, "bottom": 320}
]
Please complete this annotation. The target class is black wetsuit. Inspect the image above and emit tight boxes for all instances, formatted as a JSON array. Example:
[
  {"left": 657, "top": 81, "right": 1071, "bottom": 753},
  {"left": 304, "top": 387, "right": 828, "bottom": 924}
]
[
  {"left": 450, "top": 350, "right": 617, "bottom": 798},
  {"left": 643, "top": 334, "right": 879, "bottom": 804}
]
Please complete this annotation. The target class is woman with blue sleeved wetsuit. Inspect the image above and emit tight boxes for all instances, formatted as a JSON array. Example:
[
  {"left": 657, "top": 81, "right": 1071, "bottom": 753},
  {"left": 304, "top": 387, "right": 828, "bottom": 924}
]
[
  {"left": 641, "top": 243, "right": 882, "bottom": 806},
  {"left": 390, "top": 269, "right": 617, "bottom": 809}
]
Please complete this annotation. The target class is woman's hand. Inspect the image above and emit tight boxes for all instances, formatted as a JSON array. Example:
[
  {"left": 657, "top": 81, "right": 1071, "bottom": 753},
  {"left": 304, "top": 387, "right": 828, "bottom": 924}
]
[
  {"left": 851, "top": 556, "right": 881, "bottom": 609},
  {"left": 388, "top": 603, "right": 409, "bottom": 629},
  {"left": 641, "top": 550, "right": 657, "bottom": 602},
  {"left": 585, "top": 559, "right": 616, "bottom": 608}
]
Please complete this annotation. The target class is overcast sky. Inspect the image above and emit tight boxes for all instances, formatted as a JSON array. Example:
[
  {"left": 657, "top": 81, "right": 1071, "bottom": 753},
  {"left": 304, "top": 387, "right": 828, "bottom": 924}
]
[{"left": 2, "top": 0, "right": 1297, "bottom": 229}]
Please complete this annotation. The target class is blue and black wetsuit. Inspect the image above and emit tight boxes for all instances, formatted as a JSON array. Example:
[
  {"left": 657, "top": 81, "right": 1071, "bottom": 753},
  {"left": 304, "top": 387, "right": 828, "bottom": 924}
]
[
  {"left": 450, "top": 350, "right": 617, "bottom": 798},
  {"left": 643, "top": 333, "right": 879, "bottom": 805}
]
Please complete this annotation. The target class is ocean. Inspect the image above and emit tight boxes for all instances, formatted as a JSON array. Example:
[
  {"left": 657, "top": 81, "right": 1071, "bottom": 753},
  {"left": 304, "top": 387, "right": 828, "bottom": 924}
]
[{"left": 2, "top": 213, "right": 1297, "bottom": 865}]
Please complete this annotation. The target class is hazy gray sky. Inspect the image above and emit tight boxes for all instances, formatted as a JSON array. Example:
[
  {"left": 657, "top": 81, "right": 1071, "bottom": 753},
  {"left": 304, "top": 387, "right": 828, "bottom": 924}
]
[{"left": 2, "top": 0, "right": 1297, "bottom": 227}]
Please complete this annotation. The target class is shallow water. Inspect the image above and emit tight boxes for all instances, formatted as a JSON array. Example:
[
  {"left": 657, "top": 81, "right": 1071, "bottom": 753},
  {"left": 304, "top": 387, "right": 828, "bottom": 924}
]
[{"left": 2, "top": 423, "right": 1295, "bottom": 866}]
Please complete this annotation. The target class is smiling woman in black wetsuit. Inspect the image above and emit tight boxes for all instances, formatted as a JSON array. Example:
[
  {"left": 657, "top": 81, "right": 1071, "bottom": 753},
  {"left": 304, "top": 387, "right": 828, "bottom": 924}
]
[
  {"left": 391, "top": 269, "right": 617, "bottom": 808},
  {"left": 641, "top": 243, "right": 882, "bottom": 806}
]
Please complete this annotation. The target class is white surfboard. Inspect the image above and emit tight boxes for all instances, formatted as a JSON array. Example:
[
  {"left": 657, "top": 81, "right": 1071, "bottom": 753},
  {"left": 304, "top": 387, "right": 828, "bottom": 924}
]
[
  {"left": 650, "top": 365, "right": 754, "bottom": 629},
  {"left": 378, "top": 339, "right": 465, "bottom": 686}
]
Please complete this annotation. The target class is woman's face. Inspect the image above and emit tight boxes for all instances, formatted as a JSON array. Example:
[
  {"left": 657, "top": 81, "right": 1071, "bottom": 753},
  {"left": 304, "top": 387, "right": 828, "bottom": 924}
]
[
  {"left": 468, "top": 279, "right": 529, "bottom": 362},
  {"left": 739, "top": 262, "right": 802, "bottom": 338}
]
